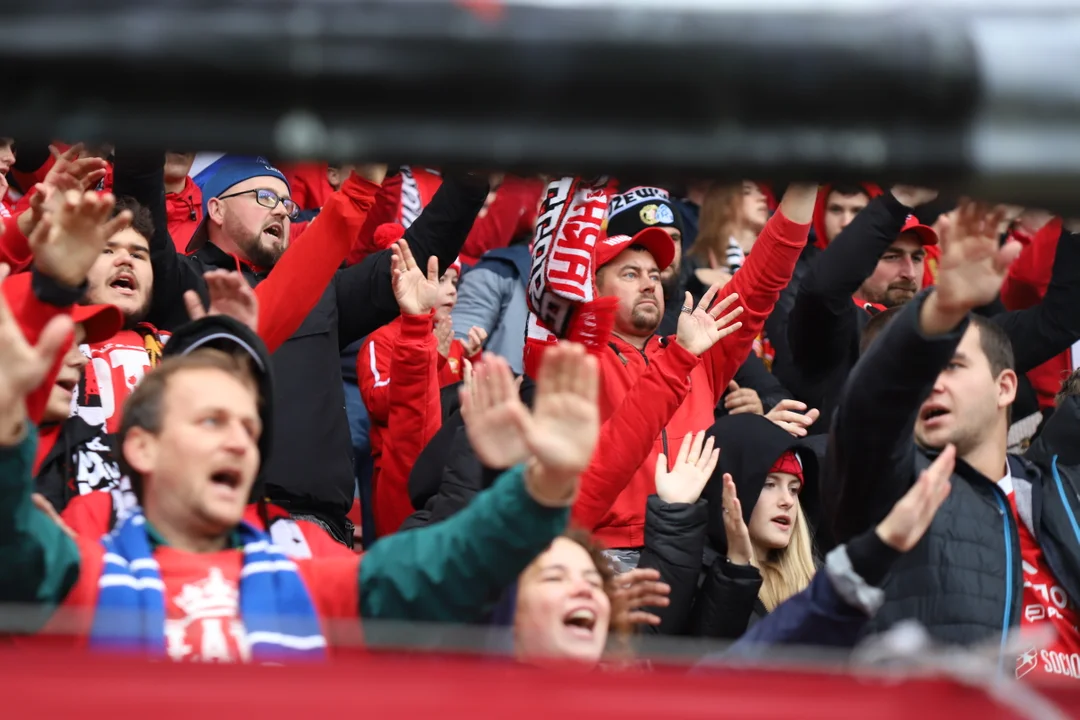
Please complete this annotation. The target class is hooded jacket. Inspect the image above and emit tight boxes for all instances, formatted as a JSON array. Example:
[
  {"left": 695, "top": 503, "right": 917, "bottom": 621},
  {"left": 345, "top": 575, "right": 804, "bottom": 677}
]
[
  {"left": 165, "top": 175, "right": 203, "bottom": 252},
  {"left": 113, "top": 153, "right": 488, "bottom": 543},
  {"left": 570, "top": 209, "right": 811, "bottom": 549},
  {"left": 824, "top": 291, "right": 1080, "bottom": 649}
]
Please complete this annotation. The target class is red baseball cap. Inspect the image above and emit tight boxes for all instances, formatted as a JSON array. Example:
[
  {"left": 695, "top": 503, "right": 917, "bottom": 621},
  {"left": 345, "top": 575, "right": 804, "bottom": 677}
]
[
  {"left": 594, "top": 226, "right": 676, "bottom": 271},
  {"left": 1, "top": 272, "right": 122, "bottom": 344},
  {"left": 900, "top": 214, "right": 938, "bottom": 246}
]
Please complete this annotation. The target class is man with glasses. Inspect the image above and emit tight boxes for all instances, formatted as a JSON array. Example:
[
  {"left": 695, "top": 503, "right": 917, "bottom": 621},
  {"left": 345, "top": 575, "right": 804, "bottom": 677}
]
[{"left": 128, "top": 155, "right": 489, "bottom": 548}]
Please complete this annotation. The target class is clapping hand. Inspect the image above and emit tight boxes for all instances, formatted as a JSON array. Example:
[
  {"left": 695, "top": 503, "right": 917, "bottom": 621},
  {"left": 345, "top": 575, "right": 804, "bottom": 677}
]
[
  {"left": 654, "top": 430, "right": 719, "bottom": 505},
  {"left": 724, "top": 380, "right": 764, "bottom": 416},
  {"left": 390, "top": 240, "right": 439, "bottom": 316},
  {"left": 765, "top": 398, "right": 821, "bottom": 438},
  {"left": 875, "top": 444, "right": 954, "bottom": 552},
  {"left": 184, "top": 270, "right": 259, "bottom": 333},
  {"left": 721, "top": 473, "right": 754, "bottom": 566},
  {"left": 675, "top": 284, "right": 744, "bottom": 357},
  {"left": 462, "top": 326, "right": 487, "bottom": 357}
]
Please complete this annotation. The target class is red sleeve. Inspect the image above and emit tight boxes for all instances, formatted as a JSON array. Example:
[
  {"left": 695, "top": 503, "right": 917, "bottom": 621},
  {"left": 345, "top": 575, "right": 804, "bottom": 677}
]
[
  {"left": 374, "top": 311, "right": 441, "bottom": 537},
  {"left": 701, "top": 210, "right": 811, "bottom": 401},
  {"left": 357, "top": 324, "right": 395, "bottom": 426},
  {"left": 4, "top": 275, "right": 73, "bottom": 424},
  {"left": 458, "top": 176, "right": 543, "bottom": 264},
  {"left": 571, "top": 343, "right": 700, "bottom": 531},
  {"left": 1001, "top": 217, "right": 1061, "bottom": 311},
  {"left": 346, "top": 173, "right": 404, "bottom": 267},
  {"left": 253, "top": 173, "right": 380, "bottom": 353},
  {"left": 1, "top": 214, "right": 34, "bottom": 272}
]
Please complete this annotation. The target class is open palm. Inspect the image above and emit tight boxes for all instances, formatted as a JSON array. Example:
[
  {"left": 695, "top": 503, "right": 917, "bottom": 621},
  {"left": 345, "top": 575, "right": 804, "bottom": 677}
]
[
  {"left": 390, "top": 240, "right": 439, "bottom": 315},
  {"left": 935, "top": 201, "right": 1022, "bottom": 313},
  {"left": 518, "top": 344, "right": 600, "bottom": 475},
  {"left": 30, "top": 190, "right": 132, "bottom": 288},
  {"left": 460, "top": 355, "right": 531, "bottom": 469},
  {"left": 676, "top": 284, "right": 745, "bottom": 357}
]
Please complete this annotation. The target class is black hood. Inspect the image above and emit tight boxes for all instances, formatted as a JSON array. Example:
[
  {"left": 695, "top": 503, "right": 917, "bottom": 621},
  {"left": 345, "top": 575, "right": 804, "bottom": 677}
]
[
  {"left": 1026, "top": 395, "right": 1080, "bottom": 468},
  {"left": 700, "top": 414, "right": 819, "bottom": 553},
  {"left": 163, "top": 315, "right": 275, "bottom": 502}
]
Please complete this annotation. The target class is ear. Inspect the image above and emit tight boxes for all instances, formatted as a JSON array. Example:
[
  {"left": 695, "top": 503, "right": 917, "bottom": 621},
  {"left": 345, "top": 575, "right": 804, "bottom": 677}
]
[
  {"left": 123, "top": 426, "right": 159, "bottom": 477},
  {"left": 207, "top": 196, "right": 227, "bottom": 226},
  {"left": 997, "top": 368, "right": 1018, "bottom": 409}
]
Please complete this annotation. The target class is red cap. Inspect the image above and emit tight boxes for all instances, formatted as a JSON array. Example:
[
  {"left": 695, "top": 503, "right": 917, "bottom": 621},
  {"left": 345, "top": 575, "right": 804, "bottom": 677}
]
[
  {"left": 449, "top": 257, "right": 463, "bottom": 276},
  {"left": 901, "top": 215, "right": 938, "bottom": 246},
  {"left": 770, "top": 450, "right": 804, "bottom": 485},
  {"left": 1, "top": 272, "right": 122, "bottom": 344},
  {"left": 594, "top": 226, "right": 676, "bottom": 271}
]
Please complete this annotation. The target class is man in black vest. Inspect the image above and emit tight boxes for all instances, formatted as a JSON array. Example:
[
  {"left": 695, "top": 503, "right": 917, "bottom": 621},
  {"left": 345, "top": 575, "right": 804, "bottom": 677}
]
[{"left": 824, "top": 202, "right": 1080, "bottom": 680}]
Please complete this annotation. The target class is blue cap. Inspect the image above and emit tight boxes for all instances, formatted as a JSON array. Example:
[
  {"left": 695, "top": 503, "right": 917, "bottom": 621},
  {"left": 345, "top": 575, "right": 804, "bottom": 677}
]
[{"left": 185, "top": 156, "right": 291, "bottom": 253}]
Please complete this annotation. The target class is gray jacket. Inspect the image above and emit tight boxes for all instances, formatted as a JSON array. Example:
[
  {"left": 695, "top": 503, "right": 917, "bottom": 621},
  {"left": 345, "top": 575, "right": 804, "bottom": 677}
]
[{"left": 452, "top": 245, "right": 530, "bottom": 375}]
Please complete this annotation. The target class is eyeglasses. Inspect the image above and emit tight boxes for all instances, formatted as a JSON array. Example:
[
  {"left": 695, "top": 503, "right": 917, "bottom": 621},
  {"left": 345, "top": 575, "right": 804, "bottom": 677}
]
[{"left": 218, "top": 188, "right": 300, "bottom": 220}]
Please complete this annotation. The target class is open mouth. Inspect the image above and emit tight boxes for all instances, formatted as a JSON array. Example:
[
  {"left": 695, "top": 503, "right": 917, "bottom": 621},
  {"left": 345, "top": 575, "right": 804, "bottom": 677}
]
[
  {"left": 920, "top": 405, "right": 949, "bottom": 423},
  {"left": 109, "top": 272, "right": 138, "bottom": 296},
  {"left": 562, "top": 608, "right": 597, "bottom": 637},
  {"left": 263, "top": 223, "right": 284, "bottom": 240},
  {"left": 210, "top": 469, "right": 242, "bottom": 490},
  {"left": 771, "top": 516, "right": 791, "bottom": 530}
]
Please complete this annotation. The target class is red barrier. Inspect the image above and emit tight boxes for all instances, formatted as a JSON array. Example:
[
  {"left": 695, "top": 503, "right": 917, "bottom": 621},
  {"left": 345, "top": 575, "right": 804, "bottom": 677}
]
[{"left": 1, "top": 646, "right": 1079, "bottom": 719}]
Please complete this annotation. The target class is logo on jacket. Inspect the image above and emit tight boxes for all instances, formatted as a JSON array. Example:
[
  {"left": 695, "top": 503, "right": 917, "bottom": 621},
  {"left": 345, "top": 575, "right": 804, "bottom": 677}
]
[
  {"left": 1016, "top": 647, "right": 1040, "bottom": 679},
  {"left": 639, "top": 203, "right": 674, "bottom": 226}
]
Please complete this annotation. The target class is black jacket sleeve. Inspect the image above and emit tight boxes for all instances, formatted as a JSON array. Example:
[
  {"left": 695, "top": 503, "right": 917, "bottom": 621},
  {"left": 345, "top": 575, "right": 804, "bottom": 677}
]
[
  {"left": 824, "top": 290, "right": 969, "bottom": 543},
  {"left": 788, "top": 192, "right": 911, "bottom": 377},
  {"left": 992, "top": 227, "right": 1080, "bottom": 373},
  {"left": 333, "top": 174, "right": 490, "bottom": 347},
  {"left": 635, "top": 496, "right": 709, "bottom": 636},
  {"left": 689, "top": 555, "right": 763, "bottom": 640},
  {"left": 400, "top": 425, "right": 485, "bottom": 532},
  {"left": 112, "top": 151, "right": 207, "bottom": 331}
]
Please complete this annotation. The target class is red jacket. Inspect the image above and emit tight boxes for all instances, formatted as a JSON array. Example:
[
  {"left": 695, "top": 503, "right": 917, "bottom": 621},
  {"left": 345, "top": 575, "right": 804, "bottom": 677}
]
[
  {"left": 279, "top": 161, "right": 336, "bottom": 211},
  {"left": 369, "top": 312, "right": 443, "bottom": 537},
  {"left": 166, "top": 175, "right": 203, "bottom": 252},
  {"left": 0, "top": 213, "right": 33, "bottom": 272},
  {"left": 1001, "top": 217, "right": 1071, "bottom": 409},
  {"left": 571, "top": 210, "right": 812, "bottom": 548},
  {"left": 358, "top": 314, "right": 475, "bottom": 459}
]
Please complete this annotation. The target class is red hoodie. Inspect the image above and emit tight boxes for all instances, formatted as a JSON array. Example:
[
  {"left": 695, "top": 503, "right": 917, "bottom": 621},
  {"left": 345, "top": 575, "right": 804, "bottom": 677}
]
[
  {"left": 279, "top": 161, "right": 336, "bottom": 212},
  {"left": 571, "top": 209, "right": 811, "bottom": 548},
  {"left": 166, "top": 175, "right": 203, "bottom": 252}
]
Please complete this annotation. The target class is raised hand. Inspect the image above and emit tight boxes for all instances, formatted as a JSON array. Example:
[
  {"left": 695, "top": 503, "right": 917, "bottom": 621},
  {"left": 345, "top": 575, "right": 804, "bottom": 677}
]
[
  {"left": 875, "top": 444, "right": 954, "bottom": 552},
  {"left": 463, "top": 326, "right": 488, "bottom": 357},
  {"left": 184, "top": 270, "right": 259, "bottom": 333},
  {"left": 459, "top": 352, "right": 531, "bottom": 469},
  {"left": 390, "top": 240, "right": 439, "bottom": 316},
  {"left": 765, "top": 398, "right": 821, "bottom": 438},
  {"left": 517, "top": 343, "right": 599, "bottom": 477},
  {"left": 931, "top": 200, "right": 1022, "bottom": 319},
  {"left": 611, "top": 568, "right": 672, "bottom": 628},
  {"left": 675, "top": 285, "right": 744, "bottom": 357},
  {"left": 724, "top": 380, "right": 764, "bottom": 416},
  {"left": 654, "top": 430, "right": 719, "bottom": 505},
  {"left": 44, "top": 144, "right": 109, "bottom": 192},
  {"left": 354, "top": 164, "right": 389, "bottom": 185},
  {"left": 721, "top": 473, "right": 754, "bottom": 566},
  {"left": 434, "top": 314, "right": 453, "bottom": 359},
  {"left": 0, "top": 264, "right": 75, "bottom": 444},
  {"left": 30, "top": 190, "right": 132, "bottom": 288}
]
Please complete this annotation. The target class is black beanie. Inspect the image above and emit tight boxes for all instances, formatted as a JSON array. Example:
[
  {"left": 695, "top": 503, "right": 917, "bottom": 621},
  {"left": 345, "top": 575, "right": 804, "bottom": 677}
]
[{"left": 606, "top": 186, "right": 684, "bottom": 238}]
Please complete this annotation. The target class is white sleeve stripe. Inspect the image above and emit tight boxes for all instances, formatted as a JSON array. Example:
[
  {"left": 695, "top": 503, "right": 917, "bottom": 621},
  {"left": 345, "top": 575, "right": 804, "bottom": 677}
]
[{"left": 369, "top": 340, "right": 390, "bottom": 388}]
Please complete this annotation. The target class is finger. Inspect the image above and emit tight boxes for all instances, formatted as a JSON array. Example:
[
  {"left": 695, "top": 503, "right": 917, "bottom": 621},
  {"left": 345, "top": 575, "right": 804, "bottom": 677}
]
[
  {"left": 620, "top": 567, "right": 662, "bottom": 584},
  {"left": 703, "top": 447, "right": 721, "bottom": 478},
  {"left": 722, "top": 473, "right": 736, "bottom": 507},
  {"left": 458, "top": 383, "right": 474, "bottom": 424},
  {"left": 184, "top": 290, "right": 207, "bottom": 321},
  {"left": 697, "top": 435, "right": 716, "bottom": 471},
  {"left": 674, "top": 433, "right": 692, "bottom": 467},
  {"left": 689, "top": 429, "right": 706, "bottom": 463},
  {"left": 995, "top": 239, "right": 1023, "bottom": 274},
  {"left": 100, "top": 209, "right": 133, "bottom": 239},
  {"left": 778, "top": 421, "right": 808, "bottom": 437},
  {"left": 682, "top": 291, "right": 693, "bottom": 312},
  {"left": 655, "top": 452, "right": 668, "bottom": 480},
  {"left": 625, "top": 611, "right": 663, "bottom": 626},
  {"left": 494, "top": 354, "right": 517, "bottom": 407},
  {"left": 731, "top": 497, "right": 744, "bottom": 525},
  {"left": 398, "top": 239, "right": 417, "bottom": 271},
  {"left": 768, "top": 411, "right": 813, "bottom": 426},
  {"left": 82, "top": 168, "right": 108, "bottom": 189},
  {"left": 773, "top": 398, "right": 807, "bottom": 413},
  {"left": 804, "top": 408, "right": 821, "bottom": 424},
  {"left": 727, "top": 380, "right": 739, "bottom": 393},
  {"left": 579, "top": 351, "right": 599, "bottom": 406},
  {"left": 713, "top": 320, "right": 744, "bottom": 341},
  {"left": 475, "top": 353, "right": 494, "bottom": 411},
  {"left": 708, "top": 291, "right": 741, "bottom": 320},
  {"left": 713, "top": 302, "right": 745, "bottom": 327},
  {"left": 697, "top": 283, "right": 720, "bottom": 311},
  {"left": 27, "top": 215, "right": 53, "bottom": 251},
  {"left": 427, "top": 254, "right": 439, "bottom": 284}
]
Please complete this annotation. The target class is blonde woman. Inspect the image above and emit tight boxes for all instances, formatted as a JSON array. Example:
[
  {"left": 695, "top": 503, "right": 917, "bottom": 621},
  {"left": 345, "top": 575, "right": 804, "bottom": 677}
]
[
  {"left": 688, "top": 181, "right": 771, "bottom": 279},
  {"left": 691, "top": 413, "right": 820, "bottom": 638}
]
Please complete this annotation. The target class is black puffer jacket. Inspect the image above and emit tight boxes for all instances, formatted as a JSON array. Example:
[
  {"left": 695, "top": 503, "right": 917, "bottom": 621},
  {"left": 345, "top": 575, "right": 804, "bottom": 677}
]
[{"left": 825, "top": 291, "right": 1080, "bottom": 647}]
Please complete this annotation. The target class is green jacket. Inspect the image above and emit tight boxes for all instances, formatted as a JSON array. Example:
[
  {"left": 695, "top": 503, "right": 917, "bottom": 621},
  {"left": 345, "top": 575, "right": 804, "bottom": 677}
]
[{"left": 0, "top": 425, "right": 567, "bottom": 627}]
